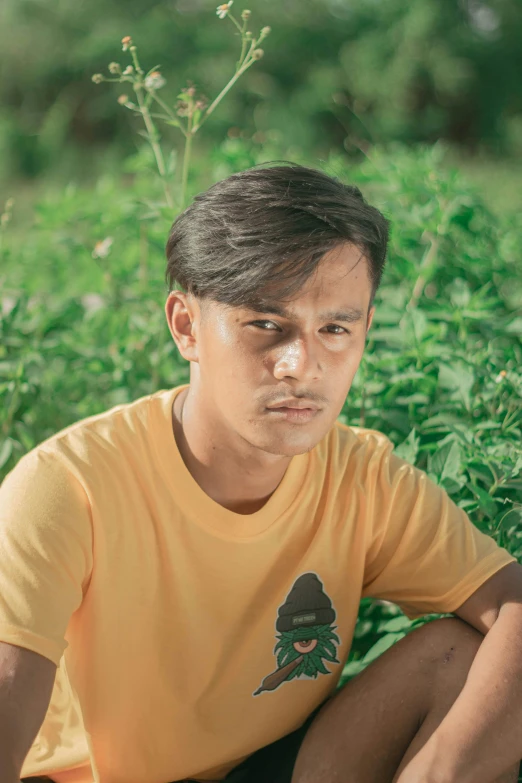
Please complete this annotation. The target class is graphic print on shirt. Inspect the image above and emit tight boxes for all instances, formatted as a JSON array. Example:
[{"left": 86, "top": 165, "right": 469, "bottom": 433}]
[{"left": 253, "top": 572, "right": 341, "bottom": 696}]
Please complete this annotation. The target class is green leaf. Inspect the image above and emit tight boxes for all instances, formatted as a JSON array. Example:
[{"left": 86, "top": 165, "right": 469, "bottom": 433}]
[
  {"left": 362, "top": 632, "right": 405, "bottom": 664},
  {"left": 512, "top": 455, "right": 522, "bottom": 478},
  {"left": 441, "top": 476, "right": 466, "bottom": 495},
  {"left": 137, "top": 129, "right": 154, "bottom": 141},
  {"left": 369, "top": 327, "right": 404, "bottom": 345},
  {"left": 378, "top": 615, "right": 413, "bottom": 632},
  {"left": 449, "top": 278, "right": 471, "bottom": 308},
  {"left": 438, "top": 362, "right": 474, "bottom": 408},
  {"left": 0, "top": 438, "right": 14, "bottom": 469},
  {"left": 468, "top": 483, "right": 498, "bottom": 519},
  {"left": 420, "top": 413, "right": 462, "bottom": 430},
  {"left": 395, "top": 393, "right": 430, "bottom": 405},
  {"left": 441, "top": 440, "right": 462, "bottom": 481},
  {"left": 428, "top": 437, "right": 462, "bottom": 482},
  {"left": 340, "top": 660, "right": 367, "bottom": 681},
  {"left": 353, "top": 619, "right": 373, "bottom": 639},
  {"left": 166, "top": 149, "right": 178, "bottom": 175},
  {"left": 394, "top": 428, "right": 420, "bottom": 465},
  {"left": 497, "top": 507, "right": 522, "bottom": 533},
  {"left": 468, "top": 460, "right": 495, "bottom": 484},
  {"left": 410, "top": 307, "right": 428, "bottom": 341},
  {"left": 506, "top": 317, "right": 522, "bottom": 335}
]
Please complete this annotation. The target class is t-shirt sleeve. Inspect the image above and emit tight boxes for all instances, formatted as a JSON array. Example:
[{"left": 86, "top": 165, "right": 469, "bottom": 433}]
[
  {"left": 360, "top": 434, "right": 517, "bottom": 620},
  {"left": 0, "top": 448, "right": 93, "bottom": 666}
]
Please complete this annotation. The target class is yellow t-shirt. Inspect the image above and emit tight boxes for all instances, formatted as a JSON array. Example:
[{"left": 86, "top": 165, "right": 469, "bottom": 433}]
[{"left": 0, "top": 383, "right": 515, "bottom": 783}]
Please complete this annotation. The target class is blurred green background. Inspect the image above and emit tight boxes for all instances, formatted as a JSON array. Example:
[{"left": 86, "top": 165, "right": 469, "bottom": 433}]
[{"left": 1, "top": 0, "right": 522, "bottom": 214}]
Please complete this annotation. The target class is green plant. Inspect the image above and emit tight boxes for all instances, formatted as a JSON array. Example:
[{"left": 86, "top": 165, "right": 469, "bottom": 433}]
[
  {"left": 0, "top": 197, "right": 14, "bottom": 260},
  {"left": 90, "top": 2, "right": 271, "bottom": 210}
]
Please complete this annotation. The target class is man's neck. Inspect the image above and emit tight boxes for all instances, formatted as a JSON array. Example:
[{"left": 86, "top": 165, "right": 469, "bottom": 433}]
[{"left": 171, "top": 387, "right": 292, "bottom": 515}]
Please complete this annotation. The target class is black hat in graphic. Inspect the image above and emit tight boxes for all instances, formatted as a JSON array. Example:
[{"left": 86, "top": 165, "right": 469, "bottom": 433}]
[{"left": 275, "top": 573, "right": 336, "bottom": 632}]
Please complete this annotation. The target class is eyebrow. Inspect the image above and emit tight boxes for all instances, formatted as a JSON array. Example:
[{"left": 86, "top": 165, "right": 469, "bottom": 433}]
[{"left": 245, "top": 301, "right": 365, "bottom": 324}]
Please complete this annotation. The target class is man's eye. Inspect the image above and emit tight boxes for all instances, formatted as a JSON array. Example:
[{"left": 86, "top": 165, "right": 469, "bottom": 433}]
[
  {"left": 250, "top": 321, "right": 348, "bottom": 335},
  {"left": 325, "top": 324, "right": 349, "bottom": 335},
  {"left": 251, "top": 320, "right": 280, "bottom": 331}
]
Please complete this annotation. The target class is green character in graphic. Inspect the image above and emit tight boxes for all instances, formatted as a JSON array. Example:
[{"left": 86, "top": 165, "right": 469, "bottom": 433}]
[{"left": 254, "top": 572, "right": 341, "bottom": 696}]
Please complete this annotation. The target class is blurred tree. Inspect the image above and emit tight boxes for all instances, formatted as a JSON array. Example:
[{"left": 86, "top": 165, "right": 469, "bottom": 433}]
[{"left": 0, "top": 0, "right": 521, "bottom": 183}]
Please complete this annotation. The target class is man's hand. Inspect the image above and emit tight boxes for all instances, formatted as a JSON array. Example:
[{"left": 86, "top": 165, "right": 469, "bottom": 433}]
[{"left": 395, "top": 562, "right": 522, "bottom": 783}]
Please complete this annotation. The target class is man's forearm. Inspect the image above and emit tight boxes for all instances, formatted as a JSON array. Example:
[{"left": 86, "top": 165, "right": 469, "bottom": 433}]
[
  {"left": 0, "top": 757, "right": 21, "bottom": 783},
  {"left": 0, "top": 721, "right": 24, "bottom": 783},
  {"left": 398, "top": 601, "right": 522, "bottom": 783},
  {"left": 0, "top": 749, "right": 22, "bottom": 783}
]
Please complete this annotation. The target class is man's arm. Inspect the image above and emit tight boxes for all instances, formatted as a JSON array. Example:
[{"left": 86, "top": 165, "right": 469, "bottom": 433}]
[
  {"left": 395, "top": 561, "right": 522, "bottom": 783},
  {"left": 0, "top": 641, "right": 56, "bottom": 783}
]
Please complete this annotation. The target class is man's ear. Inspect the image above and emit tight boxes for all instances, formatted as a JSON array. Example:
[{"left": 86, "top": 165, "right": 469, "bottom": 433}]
[
  {"left": 165, "top": 291, "right": 200, "bottom": 363},
  {"left": 366, "top": 305, "right": 375, "bottom": 333}
]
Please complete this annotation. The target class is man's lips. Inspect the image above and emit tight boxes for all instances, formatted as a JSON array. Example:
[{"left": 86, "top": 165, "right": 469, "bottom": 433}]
[
  {"left": 265, "top": 406, "right": 320, "bottom": 423},
  {"left": 266, "top": 400, "right": 320, "bottom": 411}
]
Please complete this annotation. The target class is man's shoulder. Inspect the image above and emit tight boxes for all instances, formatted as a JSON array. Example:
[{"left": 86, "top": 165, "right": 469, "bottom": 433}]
[
  {"left": 321, "top": 421, "right": 412, "bottom": 492},
  {"left": 4, "top": 388, "right": 168, "bottom": 488},
  {"left": 41, "top": 390, "right": 154, "bottom": 446},
  {"left": 330, "top": 419, "right": 394, "bottom": 460}
]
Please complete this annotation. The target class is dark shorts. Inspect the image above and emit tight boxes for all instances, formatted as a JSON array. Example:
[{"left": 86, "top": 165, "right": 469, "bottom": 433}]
[{"left": 219, "top": 700, "right": 326, "bottom": 783}]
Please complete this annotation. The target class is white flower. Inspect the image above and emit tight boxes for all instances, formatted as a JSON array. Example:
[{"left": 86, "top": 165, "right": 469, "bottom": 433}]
[
  {"left": 92, "top": 237, "right": 114, "bottom": 259},
  {"left": 1, "top": 297, "right": 16, "bottom": 317},
  {"left": 495, "top": 370, "right": 507, "bottom": 383},
  {"left": 81, "top": 293, "right": 105, "bottom": 315},
  {"left": 144, "top": 71, "right": 166, "bottom": 91},
  {"left": 216, "top": 1, "right": 233, "bottom": 19}
]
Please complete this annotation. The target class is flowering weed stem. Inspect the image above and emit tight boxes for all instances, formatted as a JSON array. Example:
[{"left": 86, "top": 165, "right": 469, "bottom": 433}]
[{"left": 91, "top": 4, "right": 270, "bottom": 210}]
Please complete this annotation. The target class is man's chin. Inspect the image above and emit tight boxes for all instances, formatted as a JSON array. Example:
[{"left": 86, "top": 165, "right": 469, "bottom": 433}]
[{"left": 257, "top": 429, "right": 327, "bottom": 458}]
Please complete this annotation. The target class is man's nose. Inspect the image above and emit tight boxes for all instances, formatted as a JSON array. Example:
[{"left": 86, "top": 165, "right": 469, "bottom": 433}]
[{"left": 272, "top": 337, "right": 321, "bottom": 383}]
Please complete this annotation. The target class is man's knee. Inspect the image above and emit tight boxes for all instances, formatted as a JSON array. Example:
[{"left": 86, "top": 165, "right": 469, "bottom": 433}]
[
  {"left": 291, "top": 618, "right": 487, "bottom": 783},
  {"left": 411, "top": 616, "right": 483, "bottom": 659},
  {"left": 405, "top": 616, "right": 484, "bottom": 696}
]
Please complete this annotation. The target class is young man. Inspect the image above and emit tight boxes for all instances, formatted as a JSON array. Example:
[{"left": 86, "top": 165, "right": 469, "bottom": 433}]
[{"left": 1, "top": 163, "right": 521, "bottom": 783}]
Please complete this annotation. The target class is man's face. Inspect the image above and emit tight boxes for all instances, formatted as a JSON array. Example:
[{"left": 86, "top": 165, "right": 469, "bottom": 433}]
[{"left": 168, "top": 243, "right": 375, "bottom": 458}]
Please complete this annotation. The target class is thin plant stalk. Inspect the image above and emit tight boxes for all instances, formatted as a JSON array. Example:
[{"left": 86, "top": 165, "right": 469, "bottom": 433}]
[
  {"left": 0, "top": 198, "right": 14, "bottom": 261},
  {"left": 191, "top": 53, "right": 257, "bottom": 135},
  {"left": 92, "top": 8, "right": 270, "bottom": 211},
  {"left": 149, "top": 93, "right": 188, "bottom": 137},
  {"left": 181, "top": 113, "right": 194, "bottom": 210},
  {"left": 129, "top": 47, "right": 174, "bottom": 209}
]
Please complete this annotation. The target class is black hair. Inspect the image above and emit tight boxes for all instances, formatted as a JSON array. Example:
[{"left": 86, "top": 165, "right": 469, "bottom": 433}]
[{"left": 165, "top": 161, "right": 390, "bottom": 309}]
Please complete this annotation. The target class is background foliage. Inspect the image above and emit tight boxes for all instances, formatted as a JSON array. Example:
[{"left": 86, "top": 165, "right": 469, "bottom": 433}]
[
  {"left": 1, "top": 0, "right": 522, "bottom": 211},
  {"left": 1, "top": 0, "right": 521, "bottom": 740}
]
